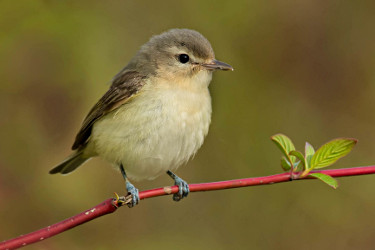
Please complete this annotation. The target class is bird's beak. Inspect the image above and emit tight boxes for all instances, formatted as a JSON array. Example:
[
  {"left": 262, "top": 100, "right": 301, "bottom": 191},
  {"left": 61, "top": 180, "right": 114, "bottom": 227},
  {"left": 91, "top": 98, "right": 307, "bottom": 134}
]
[{"left": 201, "top": 59, "right": 234, "bottom": 71}]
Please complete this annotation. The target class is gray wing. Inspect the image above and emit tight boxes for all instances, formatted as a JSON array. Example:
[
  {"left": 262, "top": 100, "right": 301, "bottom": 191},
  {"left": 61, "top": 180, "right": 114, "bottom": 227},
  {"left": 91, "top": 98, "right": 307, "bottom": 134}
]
[{"left": 72, "top": 70, "right": 146, "bottom": 150}]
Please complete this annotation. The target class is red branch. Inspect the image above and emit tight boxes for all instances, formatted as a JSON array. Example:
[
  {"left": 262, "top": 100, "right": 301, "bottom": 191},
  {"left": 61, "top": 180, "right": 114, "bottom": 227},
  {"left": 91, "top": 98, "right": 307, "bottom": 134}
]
[{"left": 1, "top": 165, "right": 375, "bottom": 250}]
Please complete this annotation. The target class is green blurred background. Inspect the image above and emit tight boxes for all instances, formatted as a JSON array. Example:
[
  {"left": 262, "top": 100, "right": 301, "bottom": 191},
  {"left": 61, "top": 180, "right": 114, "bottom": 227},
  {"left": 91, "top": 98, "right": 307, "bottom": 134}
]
[{"left": 1, "top": 1, "right": 375, "bottom": 249}]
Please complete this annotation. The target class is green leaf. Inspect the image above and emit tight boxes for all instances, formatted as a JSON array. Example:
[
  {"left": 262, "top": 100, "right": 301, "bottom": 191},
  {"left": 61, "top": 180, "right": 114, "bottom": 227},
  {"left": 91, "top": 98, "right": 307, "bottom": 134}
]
[
  {"left": 289, "top": 150, "right": 306, "bottom": 168},
  {"left": 271, "top": 134, "right": 296, "bottom": 163},
  {"left": 294, "top": 161, "right": 304, "bottom": 172},
  {"left": 309, "top": 173, "right": 338, "bottom": 189},
  {"left": 305, "top": 142, "right": 315, "bottom": 170},
  {"left": 281, "top": 157, "right": 291, "bottom": 171},
  {"left": 310, "top": 138, "right": 357, "bottom": 169}
]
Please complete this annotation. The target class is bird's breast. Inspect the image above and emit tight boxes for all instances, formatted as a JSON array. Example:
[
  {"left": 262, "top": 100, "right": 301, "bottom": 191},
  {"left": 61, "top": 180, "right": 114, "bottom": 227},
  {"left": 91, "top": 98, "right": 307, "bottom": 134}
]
[{"left": 90, "top": 81, "right": 212, "bottom": 181}]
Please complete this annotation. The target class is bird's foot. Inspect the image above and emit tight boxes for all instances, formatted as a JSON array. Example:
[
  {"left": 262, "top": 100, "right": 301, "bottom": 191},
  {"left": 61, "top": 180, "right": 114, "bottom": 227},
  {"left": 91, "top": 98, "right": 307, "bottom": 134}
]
[
  {"left": 126, "top": 180, "right": 139, "bottom": 208},
  {"left": 167, "top": 170, "right": 190, "bottom": 201}
]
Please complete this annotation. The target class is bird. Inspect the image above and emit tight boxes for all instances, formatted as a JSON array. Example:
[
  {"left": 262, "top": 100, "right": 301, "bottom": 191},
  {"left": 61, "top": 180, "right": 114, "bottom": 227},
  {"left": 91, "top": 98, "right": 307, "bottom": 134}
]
[{"left": 49, "top": 28, "right": 233, "bottom": 207}]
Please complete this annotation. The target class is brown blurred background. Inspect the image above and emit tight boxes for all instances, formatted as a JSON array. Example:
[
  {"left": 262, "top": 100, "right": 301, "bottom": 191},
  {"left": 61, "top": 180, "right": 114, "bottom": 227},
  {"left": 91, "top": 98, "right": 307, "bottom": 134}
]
[{"left": 1, "top": 1, "right": 375, "bottom": 249}]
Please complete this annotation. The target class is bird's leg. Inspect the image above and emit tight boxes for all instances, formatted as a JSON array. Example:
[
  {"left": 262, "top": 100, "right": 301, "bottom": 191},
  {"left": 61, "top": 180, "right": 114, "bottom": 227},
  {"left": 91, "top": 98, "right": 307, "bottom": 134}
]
[
  {"left": 120, "top": 164, "right": 139, "bottom": 208},
  {"left": 166, "top": 170, "right": 190, "bottom": 201}
]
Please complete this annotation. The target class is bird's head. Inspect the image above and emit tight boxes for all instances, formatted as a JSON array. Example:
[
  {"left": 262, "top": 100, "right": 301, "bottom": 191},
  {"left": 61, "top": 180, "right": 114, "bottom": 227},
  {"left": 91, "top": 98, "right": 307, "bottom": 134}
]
[{"left": 128, "top": 29, "right": 233, "bottom": 87}]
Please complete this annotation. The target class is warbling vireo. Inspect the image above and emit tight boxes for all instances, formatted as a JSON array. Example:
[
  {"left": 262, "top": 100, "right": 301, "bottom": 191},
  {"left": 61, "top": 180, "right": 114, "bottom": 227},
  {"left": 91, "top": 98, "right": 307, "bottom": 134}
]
[{"left": 50, "top": 29, "right": 233, "bottom": 207}]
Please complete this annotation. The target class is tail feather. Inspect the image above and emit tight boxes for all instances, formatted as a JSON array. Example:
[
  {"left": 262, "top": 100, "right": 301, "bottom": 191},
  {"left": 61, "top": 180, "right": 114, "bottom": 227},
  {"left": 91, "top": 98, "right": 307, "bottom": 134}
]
[{"left": 49, "top": 151, "right": 90, "bottom": 175}]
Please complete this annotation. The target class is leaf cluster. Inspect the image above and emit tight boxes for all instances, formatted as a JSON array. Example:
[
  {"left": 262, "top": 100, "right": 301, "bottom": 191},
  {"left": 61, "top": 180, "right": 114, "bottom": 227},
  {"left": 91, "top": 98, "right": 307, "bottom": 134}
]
[{"left": 271, "top": 134, "right": 357, "bottom": 188}]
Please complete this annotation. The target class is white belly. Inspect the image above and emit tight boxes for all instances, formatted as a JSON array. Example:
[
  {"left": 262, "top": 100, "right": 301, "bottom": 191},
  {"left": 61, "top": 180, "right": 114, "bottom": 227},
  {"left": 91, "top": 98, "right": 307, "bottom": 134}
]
[{"left": 89, "top": 83, "right": 212, "bottom": 181}]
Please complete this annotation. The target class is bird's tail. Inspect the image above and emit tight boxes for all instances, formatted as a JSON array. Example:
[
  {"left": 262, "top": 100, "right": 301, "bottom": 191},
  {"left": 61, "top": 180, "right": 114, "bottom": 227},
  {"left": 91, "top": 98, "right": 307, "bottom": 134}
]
[{"left": 49, "top": 150, "right": 90, "bottom": 175}]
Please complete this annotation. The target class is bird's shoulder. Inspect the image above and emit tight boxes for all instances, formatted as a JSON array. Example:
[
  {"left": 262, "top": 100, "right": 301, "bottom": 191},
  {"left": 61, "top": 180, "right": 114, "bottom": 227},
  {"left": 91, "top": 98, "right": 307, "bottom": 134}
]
[{"left": 72, "top": 70, "right": 147, "bottom": 150}]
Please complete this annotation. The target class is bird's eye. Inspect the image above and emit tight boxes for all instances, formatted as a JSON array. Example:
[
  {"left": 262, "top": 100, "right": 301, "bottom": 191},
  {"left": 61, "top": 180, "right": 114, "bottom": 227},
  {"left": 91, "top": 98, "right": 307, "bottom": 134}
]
[{"left": 178, "top": 54, "right": 190, "bottom": 64}]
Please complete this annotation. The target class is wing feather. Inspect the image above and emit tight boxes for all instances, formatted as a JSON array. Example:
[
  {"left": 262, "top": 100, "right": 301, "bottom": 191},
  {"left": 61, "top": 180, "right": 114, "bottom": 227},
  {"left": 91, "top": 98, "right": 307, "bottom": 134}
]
[{"left": 72, "top": 70, "right": 146, "bottom": 150}]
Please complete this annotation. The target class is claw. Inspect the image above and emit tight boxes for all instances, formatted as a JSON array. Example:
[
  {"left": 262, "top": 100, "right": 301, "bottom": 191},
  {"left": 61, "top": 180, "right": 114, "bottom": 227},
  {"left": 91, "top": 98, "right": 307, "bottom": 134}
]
[
  {"left": 167, "top": 170, "right": 190, "bottom": 202},
  {"left": 126, "top": 181, "right": 139, "bottom": 208},
  {"left": 113, "top": 192, "right": 126, "bottom": 207},
  {"left": 119, "top": 164, "right": 140, "bottom": 208}
]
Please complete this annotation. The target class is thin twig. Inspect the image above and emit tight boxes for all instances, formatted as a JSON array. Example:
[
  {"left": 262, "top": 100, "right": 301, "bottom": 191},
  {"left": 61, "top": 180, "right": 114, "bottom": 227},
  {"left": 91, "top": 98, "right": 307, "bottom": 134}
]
[{"left": 1, "top": 165, "right": 375, "bottom": 250}]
